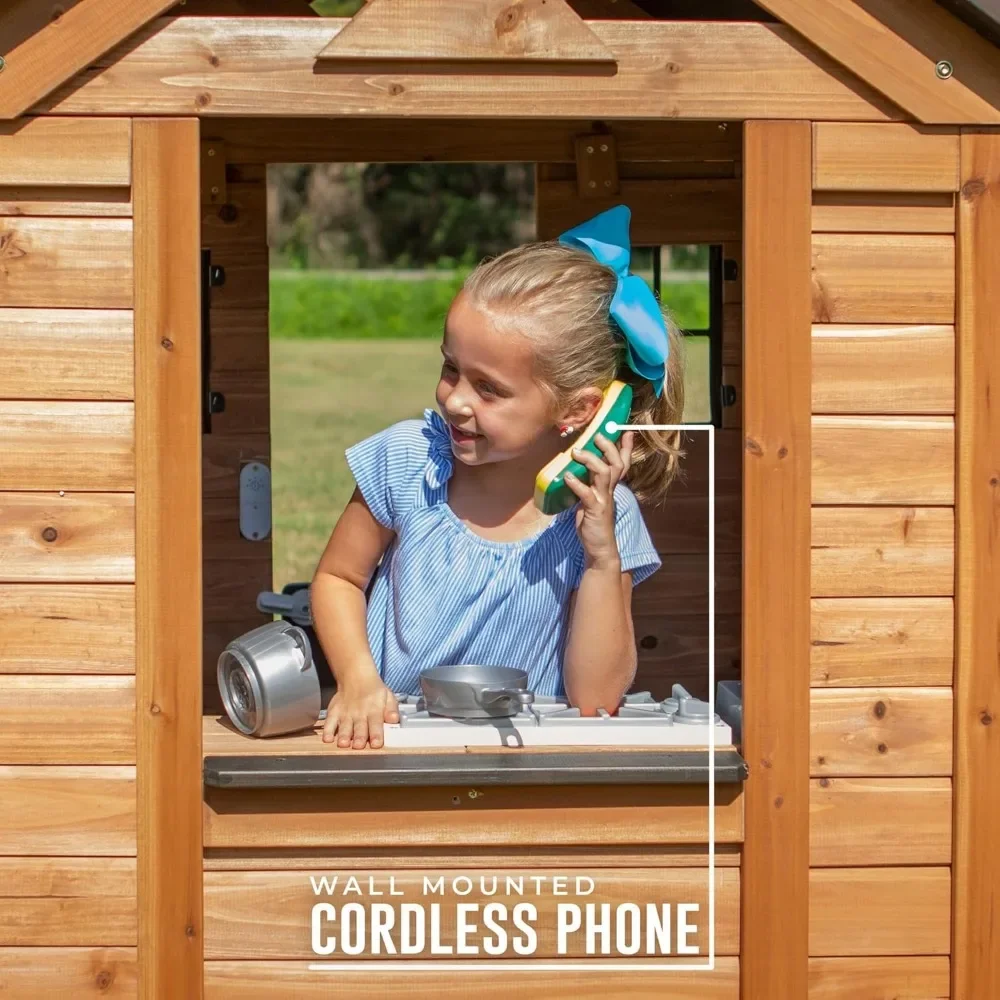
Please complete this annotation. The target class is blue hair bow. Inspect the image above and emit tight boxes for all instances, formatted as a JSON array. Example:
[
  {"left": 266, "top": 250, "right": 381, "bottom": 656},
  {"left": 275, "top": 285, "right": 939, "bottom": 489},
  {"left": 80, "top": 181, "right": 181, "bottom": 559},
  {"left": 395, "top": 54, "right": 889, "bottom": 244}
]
[{"left": 558, "top": 204, "right": 669, "bottom": 398}]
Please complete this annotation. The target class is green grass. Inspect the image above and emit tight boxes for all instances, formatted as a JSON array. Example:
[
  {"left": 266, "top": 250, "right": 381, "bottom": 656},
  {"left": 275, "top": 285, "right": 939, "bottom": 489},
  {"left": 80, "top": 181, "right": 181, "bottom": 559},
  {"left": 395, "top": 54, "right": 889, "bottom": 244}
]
[{"left": 269, "top": 272, "right": 709, "bottom": 340}]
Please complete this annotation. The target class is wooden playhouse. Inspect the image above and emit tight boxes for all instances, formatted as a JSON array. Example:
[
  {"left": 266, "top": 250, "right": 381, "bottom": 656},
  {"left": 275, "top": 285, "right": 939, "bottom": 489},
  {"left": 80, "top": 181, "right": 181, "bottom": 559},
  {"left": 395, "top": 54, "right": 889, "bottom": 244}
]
[{"left": 1, "top": 0, "right": 999, "bottom": 997}]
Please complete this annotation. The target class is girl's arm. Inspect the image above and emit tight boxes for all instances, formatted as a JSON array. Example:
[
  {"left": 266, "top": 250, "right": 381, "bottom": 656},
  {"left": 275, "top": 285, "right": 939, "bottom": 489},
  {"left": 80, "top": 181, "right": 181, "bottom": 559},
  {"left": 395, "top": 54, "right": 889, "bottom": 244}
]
[
  {"left": 311, "top": 486, "right": 398, "bottom": 749},
  {"left": 562, "top": 569, "right": 637, "bottom": 714}
]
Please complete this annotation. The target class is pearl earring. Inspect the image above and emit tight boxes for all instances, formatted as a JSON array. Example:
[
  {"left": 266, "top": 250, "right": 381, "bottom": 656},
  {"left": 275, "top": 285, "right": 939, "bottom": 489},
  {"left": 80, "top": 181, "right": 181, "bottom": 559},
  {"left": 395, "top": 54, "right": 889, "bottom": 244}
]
[{"left": 559, "top": 425, "right": 575, "bottom": 438}]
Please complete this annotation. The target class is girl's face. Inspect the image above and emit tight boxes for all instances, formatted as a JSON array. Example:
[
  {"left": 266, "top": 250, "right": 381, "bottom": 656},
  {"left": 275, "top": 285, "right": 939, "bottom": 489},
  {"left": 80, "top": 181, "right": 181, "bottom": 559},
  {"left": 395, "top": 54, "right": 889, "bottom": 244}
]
[{"left": 436, "top": 290, "right": 569, "bottom": 466}]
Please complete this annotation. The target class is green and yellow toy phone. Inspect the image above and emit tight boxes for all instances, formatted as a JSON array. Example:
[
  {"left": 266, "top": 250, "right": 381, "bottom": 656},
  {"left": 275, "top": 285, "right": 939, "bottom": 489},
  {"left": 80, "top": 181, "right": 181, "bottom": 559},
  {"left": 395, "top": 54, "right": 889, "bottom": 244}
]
[{"left": 534, "top": 380, "right": 634, "bottom": 514}]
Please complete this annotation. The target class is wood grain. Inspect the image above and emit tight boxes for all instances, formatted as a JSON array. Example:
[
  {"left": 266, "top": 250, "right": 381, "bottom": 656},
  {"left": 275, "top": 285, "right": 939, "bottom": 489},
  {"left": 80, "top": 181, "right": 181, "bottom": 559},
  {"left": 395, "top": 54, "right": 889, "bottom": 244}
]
[
  {"left": 809, "top": 867, "right": 951, "bottom": 956},
  {"left": 812, "top": 192, "right": 956, "bottom": 234},
  {"left": 0, "top": 765, "right": 135, "bottom": 855},
  {"left": 811, "top": 688, "right": 953, "bottom": 777},
  {"left": 0, "top": 118, "right": 131, "bottom": 186},
  {"left": 0, "top": 309, "right": 134, "bottom": 400},
  {"left": 0, "top": 186, "right": 133, "bottom": 218},
  {"left": 204, "top": 783, "right": 745, "bottom": 849},
  {"left": 534, "top": 179, "right": 741, "bottom": 243},
  {"left": 0, "top": 675, "right": 135, "bottom": 764},
  {"left": 753, "top": 0, "right": 1000, "bottom": 124},
  {"left": 39, "top": 18, "right": 902, "bottom": 121},
  {"left": 953, "top": 128, "right": 1000, "bottom": 998},
  {"left": 810, "top": 777, "right": 951, "bottom": 866},
  {"left": 204, "top": 867, "right": 738, "bottom": 959},
  {"left": 812, "top": 326, "right": 955, "bottom": 415},
  {"left": 0, "top": 492, "right": 134, "bottom": 583},
  {"left": 0, "top": 583, "right": 135, "bottom": 674},
  {"left": 808, "top": 956, "right": 949, "bottom": 999},
  {"left": 133, "top": 117, "right": 204, "bottom": 1000},
  {"left": 812, "top": 234, "right": 955, "bottom": 325},
  {"left": 0, "top": 857, "right": 136, "bottom": 946},
  {"left": 810, "top": 597, "right": 953, "bottom": 687},
  {"left": 0, "top": 217, "right": 133, "bottom": 309},
  {"left": 811, "top": 416, "right": 954, "bottom": 504},
  {"left": 812, "top": 123, "right": 960, "bottom": 191},
  {"left": 0, "top": 947, "right": 137, "bottom": 997},
  {"left": 0, "top": 402, "right": 134, "bottom": 491},
  {"left": 741, "top": 120, "right": 812, "bottom": 1000},
  {"left": 811, "top": 507, "right": 954, "bottom": 598},
  {"left": 316, "top": 0, "right": 615, "bottom": 66},
  {"left": 203, "top": 960, "right": 740, "bottom": 997},
  {"left": 0, "top": 0, "right": 177, "bottom": 119}
]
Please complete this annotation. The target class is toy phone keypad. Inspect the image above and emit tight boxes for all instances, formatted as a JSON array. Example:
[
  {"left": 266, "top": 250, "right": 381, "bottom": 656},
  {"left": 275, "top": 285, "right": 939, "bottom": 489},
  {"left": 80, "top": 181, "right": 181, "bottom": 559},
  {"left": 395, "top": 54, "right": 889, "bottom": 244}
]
[{"left": 534, "top": 381, "right": 633, "bottom": 515}]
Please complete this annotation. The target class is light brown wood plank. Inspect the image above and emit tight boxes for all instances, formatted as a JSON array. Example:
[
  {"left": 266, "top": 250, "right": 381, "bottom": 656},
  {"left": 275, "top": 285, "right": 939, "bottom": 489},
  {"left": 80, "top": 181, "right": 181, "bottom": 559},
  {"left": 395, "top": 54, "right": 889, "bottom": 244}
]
[
  {"left": 203, "top": 433, "right": 269, "bottom": 499},
  {"left": 809, "top": 867, "right": 951, "bottom": 956},
  {"left": 0, "top": 765, "right": 136, "bottom": 855},
  {"left": 0, "top": 309, "right": 134, "bottom": 399},
  {"left": 0, "top": 402, "right": 134, "bottom": 491},
  {"left": 754, "top": 0, "right": 1000, "bottom": 124},
  {"left": 212, "top": 117, "right": 742, "bottom": 165},
  {"left": 953, "top": 128, "right": 1000, "bottom": 998},
  {"left": 133, "top": 117, "right": 204, "bottom": 1000},
  {"left": 204, "top": 784, "right": 744, "bottom": 849},
  {"left": 204, "top": 960, "right": 740, "bottom": 997},
  {"left": 0, "top": 857, "right": 136, "bottom": 946},
  {"left": 812, "top": 325, "right": 955, "bottom": 415},
  {"left": 811, "top": 688, "right": 953, "bottom": 777},
  {"left": 534, "top": 179, "right": 741, "bottom": 243},
  {"left": 0, "top": 675, "right": 135, "bottom": 764},
  {"left": 810, "top": 777, "right": 952, "bottom": 866},
  {"left": 317, "top": 0, "right": 615, "bottom": 66},
  {"left": 811, "top": 507, "right": 954, "bottom": 598},
  {"left": 812, "top": 123, "right": 960, "bottom": 192},
  {"left": 0, "top": 118, "right": 131, "bottom": 186},
  {"left": 41, "top": 19, "right": 901, "bottom": 121},
  {"left": 203, "top": 845, "right": 743, "bottom": 870},
  {"left": 812, "top": 192, "right": 956, "bottom": 234},
  {"left": 0, "top": 947, "right": 137, "bottom": 997},
  {"left": 808, "top": 956, "right": 950, "bottom": 999},
  {"left": 812, "top": 234, "right": 955, "bottom": 325},
  {"left": 0, "top": 187, "right": 133, "bottom": 218},
  {"left": 0, "top": 0, "right": 176, "bottom": 119},
  {"left": 0, "top": 492, "right": 134, "bottom": 583},
  {"left": 810, "top": 597, "right": 953, "bottom": 687},
  {"left": 741, "top": 120, "right": 812, "bottom": 1000},
  {"left": 204, "top": 867, "right": 738, "bottom": 959},
  {"left": 812, "top": 416, "right": 954, "bottom": 504},
  {"left": 0, "top": 583, "right": 134, "bottom": 674},
  {"left": 0, "top": 217, "right": 133, "bottom": 309}
]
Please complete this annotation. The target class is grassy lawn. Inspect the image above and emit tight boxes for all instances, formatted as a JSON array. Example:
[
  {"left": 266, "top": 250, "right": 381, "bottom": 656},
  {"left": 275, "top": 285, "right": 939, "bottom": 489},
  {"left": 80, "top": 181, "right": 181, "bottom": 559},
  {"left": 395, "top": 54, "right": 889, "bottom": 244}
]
[{"left": 268, "top": 272, "right": 710, "bottom": 587}]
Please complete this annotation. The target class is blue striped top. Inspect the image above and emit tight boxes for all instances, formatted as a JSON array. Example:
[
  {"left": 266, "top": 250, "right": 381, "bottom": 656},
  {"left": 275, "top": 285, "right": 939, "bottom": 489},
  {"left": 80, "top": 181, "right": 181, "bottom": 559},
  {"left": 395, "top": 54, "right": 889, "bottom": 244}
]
[{"left": 344, "top": 408, "right": 662, "bottom": 697}]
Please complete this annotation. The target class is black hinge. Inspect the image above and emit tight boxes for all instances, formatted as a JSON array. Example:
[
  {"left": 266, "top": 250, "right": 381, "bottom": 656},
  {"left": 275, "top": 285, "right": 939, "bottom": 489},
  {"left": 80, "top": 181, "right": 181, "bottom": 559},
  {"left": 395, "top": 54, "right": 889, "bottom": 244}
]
[{"left": 201, "top": 249, "right": 227, "bottom": 435}]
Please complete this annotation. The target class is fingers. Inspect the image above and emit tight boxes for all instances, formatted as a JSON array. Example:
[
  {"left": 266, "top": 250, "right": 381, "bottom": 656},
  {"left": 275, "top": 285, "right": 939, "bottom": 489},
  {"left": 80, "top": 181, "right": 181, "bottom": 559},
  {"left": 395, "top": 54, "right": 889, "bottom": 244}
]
[
  {"left": 368, "top": 708, "right": 385, "bottom": 749},
  {"left": 571, "top": 445, "right": 612, "bottom": 496},
  {"left": 562, "top": 469, "right": 593, "bottom": 505},
  {"left": 592, "top": 433, "right": 626, "bottom": 483},
  {"left": 618, "top": 431, "right": 635, "bottom": 475},
  {"left": 335, "top": 715, "right": 354, "bottom": 749},
  {"left": 322, "top": 709, "right": 340, "bottom": 744},
  {"left": 351, "top": 718, "right": 369, "bottom": 750},
  {"left": 384, "top": 691, "right": 400, "bottom": 724}
]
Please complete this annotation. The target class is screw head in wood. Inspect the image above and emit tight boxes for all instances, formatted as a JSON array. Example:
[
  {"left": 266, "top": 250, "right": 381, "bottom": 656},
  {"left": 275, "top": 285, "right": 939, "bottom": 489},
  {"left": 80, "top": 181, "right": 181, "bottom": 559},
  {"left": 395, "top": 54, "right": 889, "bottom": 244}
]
[{"left": 935, "top": 60, "right": 954, "bottom": 79}]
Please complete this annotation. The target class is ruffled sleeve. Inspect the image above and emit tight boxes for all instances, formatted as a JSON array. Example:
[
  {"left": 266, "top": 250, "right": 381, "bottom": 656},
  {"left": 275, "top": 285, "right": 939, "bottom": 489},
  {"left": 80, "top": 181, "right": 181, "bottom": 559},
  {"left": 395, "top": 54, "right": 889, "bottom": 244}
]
[{"left": 344, "top": 409, "right": 454, "bottom": 529}]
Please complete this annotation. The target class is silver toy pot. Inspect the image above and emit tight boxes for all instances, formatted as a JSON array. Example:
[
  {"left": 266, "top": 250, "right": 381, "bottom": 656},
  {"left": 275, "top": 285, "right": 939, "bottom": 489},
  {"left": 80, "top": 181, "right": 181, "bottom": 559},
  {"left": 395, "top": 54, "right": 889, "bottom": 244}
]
[
  {"left": 217, "top": 620, "right": 326, "bottom": 737},
  {"left": 419, "top": 664, "right": 534, "bottom": 720}
]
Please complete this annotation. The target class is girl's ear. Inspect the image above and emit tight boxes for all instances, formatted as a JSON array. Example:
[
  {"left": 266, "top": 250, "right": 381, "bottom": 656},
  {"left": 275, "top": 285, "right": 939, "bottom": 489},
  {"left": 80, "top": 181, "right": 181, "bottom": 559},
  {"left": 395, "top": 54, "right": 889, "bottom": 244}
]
[{"left": 558, "top": 387, "right": 604, "bottom": 431}]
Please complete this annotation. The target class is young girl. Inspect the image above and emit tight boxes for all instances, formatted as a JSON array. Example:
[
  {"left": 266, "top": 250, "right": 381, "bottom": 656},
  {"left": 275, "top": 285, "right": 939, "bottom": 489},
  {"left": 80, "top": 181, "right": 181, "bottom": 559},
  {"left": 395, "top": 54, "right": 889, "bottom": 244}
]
[{"left": 311, "top": 205, "right": 685, "bottom": 749}]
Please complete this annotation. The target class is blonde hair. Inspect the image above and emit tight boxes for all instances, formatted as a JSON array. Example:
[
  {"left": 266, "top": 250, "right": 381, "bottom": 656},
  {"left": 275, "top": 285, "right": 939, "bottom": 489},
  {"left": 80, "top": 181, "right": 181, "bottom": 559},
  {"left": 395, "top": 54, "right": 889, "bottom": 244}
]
[{"left": 462, "top": 240, "right": 686, "bottom": 505}]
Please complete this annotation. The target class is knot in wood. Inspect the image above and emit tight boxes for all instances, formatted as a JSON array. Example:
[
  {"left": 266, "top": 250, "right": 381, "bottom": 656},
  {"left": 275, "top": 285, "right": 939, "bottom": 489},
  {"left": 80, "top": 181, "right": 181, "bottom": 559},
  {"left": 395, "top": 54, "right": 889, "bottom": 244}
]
[
  {"left": 41, "top": 526, "right": 58, "bottom": 543},
  {"left": 161, "top": 338, "right": 173, "bottom": 351},
  {"left": 744, "top": 437, "right": 763, "bottom": 457},
  {"left": 496, "top": 4, "right": 525, "bottom": 35},
  {"left": 639, "top": 635, "right": 658, "bottom": 649},
  {"left": 877, "top": 742, "right": 888, "bottom": 754},
  {"left": 196, "top": 92, "right": 212, "bottom": 108},
  {"left": 150, "top": 703, "right": 162, "bottom": 715},
  {"left": 388, "top": 83, "right": 405, "bottom": 97},
  {"left": 980, "top": 710, "right": 993, "bottom": 726},
  {"left": 773, "top": 795, "right": 783, "bottom": 808},
  {"left": 962, "top": 178, "right": 987, "bottom": 201},
  {"left": 819, "top": 777, "right": 830, "bottom": 788},
  {"left": 95, "top": 970, "right": 113, "bottom": 990},
  {"left": 777, "top": 446, "right": 788, "bottom": 459},
  {"left": 218, "top": 204, "right": 238, "bottom": 224},
  {"left": 665, "top": 62, "right": 681, "bottom": 74},
  {"left": 186, "top": 923, "right": 196, "bottom": 937},
  {"left": 873, "top": 700, "right": 886, "bottom": 719}
]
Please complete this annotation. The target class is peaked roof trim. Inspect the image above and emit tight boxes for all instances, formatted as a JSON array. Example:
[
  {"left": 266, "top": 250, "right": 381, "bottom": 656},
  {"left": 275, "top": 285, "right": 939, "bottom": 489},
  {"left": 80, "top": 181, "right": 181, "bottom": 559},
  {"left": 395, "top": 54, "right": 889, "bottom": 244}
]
[
  {"left": 316, "top": 0, "right": 616, "bottom": 66},
  {"left": 753, "top": 0, "right": 1000, "bottom": 125},
  {"left": 0, "top": 0, "right": 178, "bottom": 121}
]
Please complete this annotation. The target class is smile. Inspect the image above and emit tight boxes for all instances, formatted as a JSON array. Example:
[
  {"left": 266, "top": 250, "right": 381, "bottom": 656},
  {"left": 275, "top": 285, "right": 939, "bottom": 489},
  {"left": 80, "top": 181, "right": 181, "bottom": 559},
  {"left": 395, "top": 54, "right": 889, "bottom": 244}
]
[{"left": 449, "top": 423, "right": 479, "bottom": 444}]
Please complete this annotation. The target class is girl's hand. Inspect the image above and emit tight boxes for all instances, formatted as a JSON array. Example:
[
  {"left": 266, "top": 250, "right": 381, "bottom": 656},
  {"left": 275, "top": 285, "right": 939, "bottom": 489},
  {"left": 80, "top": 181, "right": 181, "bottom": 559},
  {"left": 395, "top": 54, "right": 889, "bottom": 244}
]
[
  {"left": 563, "top": 430, "right": 635, "bottom": 567},
  {"left": 321, "top": 675, "right": 399, "bottom": 750}
]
